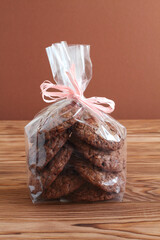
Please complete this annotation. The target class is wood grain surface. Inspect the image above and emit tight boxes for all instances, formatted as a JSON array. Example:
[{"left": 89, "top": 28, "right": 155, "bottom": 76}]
[{"left": 0, "top": 120, "right": 160, "bottom": 240}]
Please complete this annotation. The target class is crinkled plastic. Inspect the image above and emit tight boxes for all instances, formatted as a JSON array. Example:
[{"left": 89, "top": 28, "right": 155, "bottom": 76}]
[{"left": 25, "top": 41, "right": 127, "bottom": 203}]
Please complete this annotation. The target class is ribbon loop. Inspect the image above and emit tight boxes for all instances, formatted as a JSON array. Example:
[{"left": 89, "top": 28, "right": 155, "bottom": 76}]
[{"left": 40, "top": 64, "right": 115, "bottom": 114}]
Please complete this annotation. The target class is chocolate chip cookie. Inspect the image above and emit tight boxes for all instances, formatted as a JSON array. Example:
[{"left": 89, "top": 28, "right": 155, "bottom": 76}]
[
  {"left": 66, "top": 182, "right": 118, "bottom": 202},
  {"left": 39, "top": 101, "right": 83, "bottom": 136},
  {"left": 73, "top": 155, "right": 126, "bottom": 193},
  {"left": 72, "top": 117, "right": 123, "bottom": 151},
  {"left": 28, "top": 171, "right": 43, "bottom": 201},
  {"left": 28, "top": 131, "right": 70, "bottom": 170},
  {"left": 41, "top": 143, "right": 73, "bottom": 189},
  {"left": 44, "top": 168, "right": 84, "bottom": 199},
  {"left": 70, "top": 137, "right": 125, "bottom": 172},
  {"left": 36, "top": 131, "right": 70, "bottom": 170}
]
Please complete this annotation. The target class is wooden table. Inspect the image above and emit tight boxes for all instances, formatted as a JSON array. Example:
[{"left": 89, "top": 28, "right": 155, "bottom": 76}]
[{"left": 0, "top": 120, "right": 160, "bottom": 240}]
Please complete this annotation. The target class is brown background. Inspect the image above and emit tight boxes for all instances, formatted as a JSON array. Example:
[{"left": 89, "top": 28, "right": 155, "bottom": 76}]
[{"left": 0, "top": 0, "right": 160, "bottom": 120}]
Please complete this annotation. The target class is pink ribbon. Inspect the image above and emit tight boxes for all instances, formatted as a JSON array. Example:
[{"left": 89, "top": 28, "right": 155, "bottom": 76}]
[{"left": 40, "top": 64, "right": 115, "bottom": 115}]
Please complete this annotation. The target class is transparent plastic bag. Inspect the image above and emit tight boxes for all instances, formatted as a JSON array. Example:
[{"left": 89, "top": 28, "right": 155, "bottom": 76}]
[{"left": 25, "top": 41, "right": 127, "bottom": 203}]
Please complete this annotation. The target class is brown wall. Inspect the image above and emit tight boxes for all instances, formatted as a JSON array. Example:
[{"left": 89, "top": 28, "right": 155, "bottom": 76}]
[{"left": 1, "top": 0, "right": 160, "bottom": 120}]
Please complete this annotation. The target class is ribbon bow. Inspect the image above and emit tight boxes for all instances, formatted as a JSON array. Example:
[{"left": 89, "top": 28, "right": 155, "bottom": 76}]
[{"left": 40, "top": 64, "right": 115, "bottom": 115}]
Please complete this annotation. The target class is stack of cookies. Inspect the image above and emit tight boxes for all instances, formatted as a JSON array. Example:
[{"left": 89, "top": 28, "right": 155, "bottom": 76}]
[{"left": 26, "top": 102, "right": 126, "bottom": 203}]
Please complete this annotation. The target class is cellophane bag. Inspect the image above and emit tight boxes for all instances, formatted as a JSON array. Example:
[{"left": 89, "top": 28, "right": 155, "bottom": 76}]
[{"left": 25, "top": 41, "right": 127, "bottom": 203}]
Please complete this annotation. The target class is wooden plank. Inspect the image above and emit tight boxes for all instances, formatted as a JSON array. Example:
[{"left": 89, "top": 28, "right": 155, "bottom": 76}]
[
  {"left": 0, "top": 121, "right": 28, "bottom": 135},
  {"left": 0, "top": 202, "right": 160, "bottom": 239},
  {"left": 119, "top": 119, "right": 160, "bottom": 134}
]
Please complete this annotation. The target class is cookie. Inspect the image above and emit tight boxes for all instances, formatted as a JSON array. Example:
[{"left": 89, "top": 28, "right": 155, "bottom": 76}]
[
  {"left": 39, "top": 101, "right": 82, "bottom": 136},
  {"left": 73, "top": 155, "right": 126, "bottom": 193},
  {"left": 72, "top": 117, "right": 123, "bottom": 151},
  {"left": 44, "top": 168, "right": 84, "bottom": 199},
  {"left": 27, "top": 142, "right": 37, "bottom": 169},
  {"left": 70, "top": 137, "right": 125, "bottom": 172},
  {"left": 41, "top": 143, "right": 73, "bottom": 189},
  {"left": 66, "top": 182, "right": 118, "bottom": 202},
  {"left": 28, "top": 172, "right": 43, "bottom": 200},
  {"left": 36, "top": 131, "right": 70, "bottom": 170},
  {"left": 28, "top": 130, "right": 70, "bottom": 171}
]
